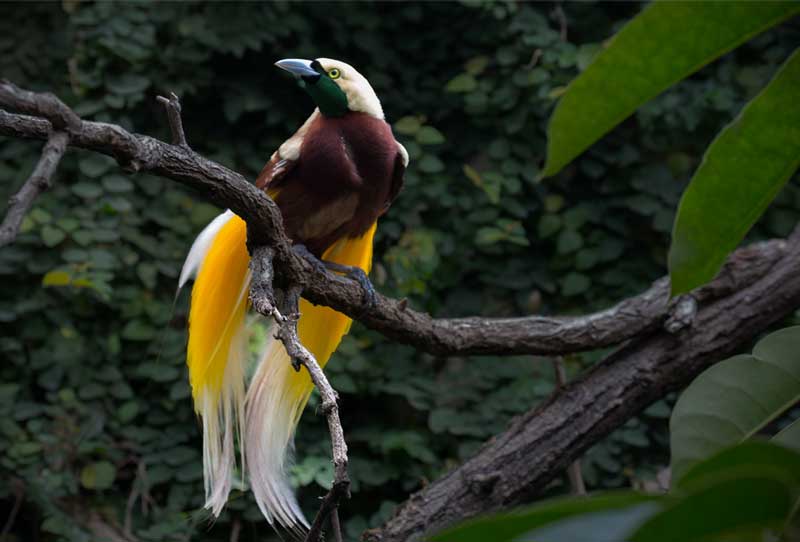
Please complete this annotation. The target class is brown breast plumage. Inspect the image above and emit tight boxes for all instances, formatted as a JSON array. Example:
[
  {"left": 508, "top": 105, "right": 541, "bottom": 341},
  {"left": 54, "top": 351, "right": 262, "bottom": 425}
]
[{"left": 260, "top": 112, "right": 404, "bottom": 257}]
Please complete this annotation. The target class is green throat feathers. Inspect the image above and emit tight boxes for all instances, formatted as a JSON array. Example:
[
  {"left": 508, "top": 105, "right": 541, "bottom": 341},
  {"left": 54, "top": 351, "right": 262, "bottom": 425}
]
[{"left": 301, "top": 70, "right": 349, "bottom": 117}]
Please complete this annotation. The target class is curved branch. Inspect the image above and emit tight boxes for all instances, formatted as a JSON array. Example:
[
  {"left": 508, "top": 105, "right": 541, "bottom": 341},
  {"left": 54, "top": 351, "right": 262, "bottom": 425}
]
[
  {"left": 0, "top": 81, "right": 773, "bottom": 357},
  {"left": 0, "top": 130, "right": 68, "bottom": 247},
  {"left": 365, "top": 227, "right": 800, "bottom": 541}
]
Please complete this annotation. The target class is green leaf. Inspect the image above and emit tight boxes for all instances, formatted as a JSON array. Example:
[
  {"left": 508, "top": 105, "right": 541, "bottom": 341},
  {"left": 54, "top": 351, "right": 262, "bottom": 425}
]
[
  {"left": 416, "top": 126, "right": 446, "bottom": 145},
  {"left": 71, "top": 181, "right": 103, "bottom": 199},
  {"left": 431, "top": 493, "right": 661, "bottom": 542},
  {"left": 445, "top": 73, "right": 477, "bottom": 93},
  {"left": 464, "top": 55, "right": 489, "bottom": 76},
  {"left": 668, "top": 49, "right": 800, "bottom": 295},
  {"left": 670, "top": 326, "right": 800, "bottom": 481},
  {"left": 557, "top": 230, "right": 583, "bottom": 254},
  {"left": 121, "top": 320, "right": 156, "bottom": 341},
  {"left": 418, "top": 154, "right": 445, "bottom": 174},
  {"left": 78, "top": 155, "right": 113, "bottom": 178},
  {"left": 42, "top": 270, "right": 71, "bottom": 286},
  {"left": 629, "top": 476, "right": 793, "bottom": 542},
  {"left": 676, "top": 441, "right": 800, "bottom": 493},
  {"left": 80, "top": 461, "right": 116, "bottom": 490},
  {"left": 774, "top": 418, "right": 800, "bottom": 452},
  {"left": 542, "top": 1, "right": 800, "bottom": 177},
  {"left": 117, "top": 400, "right": 139, "bottom": 423},
  {"left": 562, "top": 272, "right": 590, "bottom": 297},
  {"left": 394, "top": 116, "right": 421, "bottom": 135},
  {"left": 102, "top": 174, "right": 134, "bottom": 193},
  {"left": 40, "top": 225, "right": 65, "bottom": 247},
  {"left": 106, "top": 73, "right": 150, "bottom": 96}
]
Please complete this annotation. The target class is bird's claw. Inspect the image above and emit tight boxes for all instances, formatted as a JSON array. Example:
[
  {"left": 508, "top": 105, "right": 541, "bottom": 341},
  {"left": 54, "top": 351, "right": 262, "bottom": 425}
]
[{"left": 292, "top": 243, "right": 376, "bottom": 315}]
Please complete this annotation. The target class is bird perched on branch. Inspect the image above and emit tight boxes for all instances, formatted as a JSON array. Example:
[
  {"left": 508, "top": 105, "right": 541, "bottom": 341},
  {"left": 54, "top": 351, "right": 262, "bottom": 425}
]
[{"left": 178, "top": 58, "right": 406, "bottom": 530}]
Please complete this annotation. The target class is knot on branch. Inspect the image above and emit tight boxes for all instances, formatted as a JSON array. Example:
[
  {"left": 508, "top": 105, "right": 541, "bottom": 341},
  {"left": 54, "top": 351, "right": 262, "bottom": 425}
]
[
  {"left": 466, "top": 471, "right": 501, "bottom": 495},
  {"left": 665, "top": 295, "right": 698, "bottom": 333}
]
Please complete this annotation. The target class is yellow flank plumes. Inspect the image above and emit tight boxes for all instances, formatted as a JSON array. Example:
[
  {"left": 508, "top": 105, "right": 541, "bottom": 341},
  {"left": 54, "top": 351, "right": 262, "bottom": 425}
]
[
  {"left": 185, "top": 208, "right": 377, "bottom": 525},
  {"left": 187, "top": 214, "right": 250, "bottom": 405},
  {"left": 286, "top": 220, "right": 378, "bottom": 412}
]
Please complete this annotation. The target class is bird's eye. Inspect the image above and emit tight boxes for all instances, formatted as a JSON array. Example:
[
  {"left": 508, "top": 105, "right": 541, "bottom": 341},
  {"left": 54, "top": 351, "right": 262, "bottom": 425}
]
[{"left": 328, "top": 68, "right": 341, "bottom": 79}]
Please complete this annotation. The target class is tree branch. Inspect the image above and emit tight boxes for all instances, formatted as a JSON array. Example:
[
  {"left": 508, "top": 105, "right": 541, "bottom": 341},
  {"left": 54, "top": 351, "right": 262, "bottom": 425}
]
[
  {"left": 0, "top": 80, "right": 773, "bottom": 358},
  {"left": 248, "top": 247, "right": 349, "bottom": 542},
  {"left": 0, "top": 130, "right": 68, "bottom": 247},
  {"left": 156, "top": 92, "right": 190, "bottom": 149},
  {"left": 364, "top": 229, "right": 800, "bottom": 541}
]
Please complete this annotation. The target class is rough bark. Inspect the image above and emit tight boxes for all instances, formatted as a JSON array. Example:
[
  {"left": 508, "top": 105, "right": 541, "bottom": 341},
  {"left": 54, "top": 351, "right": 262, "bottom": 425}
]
[
  {"left": 364, "top": 231, "right": 800, "bottom": 541},
  {"left": 0, "top": 131, "right": 68, "bottom": 247}
]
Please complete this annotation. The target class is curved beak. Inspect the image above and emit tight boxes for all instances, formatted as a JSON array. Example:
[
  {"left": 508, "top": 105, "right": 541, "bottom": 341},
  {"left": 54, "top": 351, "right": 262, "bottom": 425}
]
[{"left": 275, "top": 58, "right": 319, "bottom": 78}]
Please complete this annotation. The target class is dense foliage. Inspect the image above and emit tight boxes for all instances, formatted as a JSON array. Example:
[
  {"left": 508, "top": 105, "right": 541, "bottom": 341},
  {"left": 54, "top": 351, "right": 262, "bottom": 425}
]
[{"left": 1, "top": 2, "right": 799, "bottom": 541}]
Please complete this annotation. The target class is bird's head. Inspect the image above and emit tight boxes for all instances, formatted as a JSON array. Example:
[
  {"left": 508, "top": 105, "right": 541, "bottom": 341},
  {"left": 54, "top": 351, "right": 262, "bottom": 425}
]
[{"left": 275, "top": 57, "right": 383, "bottom": 120}]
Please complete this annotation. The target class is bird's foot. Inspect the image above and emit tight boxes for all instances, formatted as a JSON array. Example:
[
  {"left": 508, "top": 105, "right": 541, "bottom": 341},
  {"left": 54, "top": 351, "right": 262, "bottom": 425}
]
[
  {"left": 292, "top": 244, "right": 377, "bottom": 315},
  {"left": 323, "top": 260, "right": 377, "bottom": 314},
  {"left": 292, "top": 244, "right": 329, "bottom": 276}
]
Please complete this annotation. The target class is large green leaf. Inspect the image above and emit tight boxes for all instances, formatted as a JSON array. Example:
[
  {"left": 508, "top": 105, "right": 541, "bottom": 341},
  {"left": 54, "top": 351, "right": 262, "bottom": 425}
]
[
  {"left": 774, "top": 418, "right": 800, "bottom": 452},
  {"left": 669, "top": 49, "right": 800, "bottom": 294},
  {"left": 676, "top": 440, "right": 800, "bottom": 493},
  {"left": 541, "top": 1, "right": 800, "bottom": 178},
  {"left": 430, "top": 493, "right": 660, "bottom": 542},
  {"left": 629, "top": 476, "right": 794, "bottom": 542},
  {"left": 670, "top": 326, "right": 800, "bottom": 481}
]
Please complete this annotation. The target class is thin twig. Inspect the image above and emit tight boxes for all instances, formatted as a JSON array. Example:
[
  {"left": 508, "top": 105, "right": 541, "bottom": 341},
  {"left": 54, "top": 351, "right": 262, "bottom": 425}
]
[
  {"left": 330, "top": 508, "right": 343, "bottom": 542},
  {"left": 525, "top": 48, "right": 543, "bottom": 69},
  {"left": 123, "top": 460, "right": 147, "bottom": 539},
  {"left": 229, "top": 516, "right": 241, "bottom": 542},
  {"left": 553, "top": 4, "right": 568, "bottom": 42},
  {"left": 0, "top": 131, "right": 68, "bottom": 247},
  {"left": 156, "top": 92, "right": 189, "bottom": 149},
  {"left": 0, "top": 478, "right": 24, "bottom": 540},
  {"left": 247, "top": 247, "right": 349, "bottom": 542},
  {"left": 270, "top": 286, "right": 350, "bottom": 542},
  {"left": 552, "top": 358, "right": 586, "bottom": 496}
]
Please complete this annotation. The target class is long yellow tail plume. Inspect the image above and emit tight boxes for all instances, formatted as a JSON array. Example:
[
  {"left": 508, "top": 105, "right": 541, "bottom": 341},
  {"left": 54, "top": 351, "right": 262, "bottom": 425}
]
[
  {"left": 185, "top": 213, "right": 250, "bottom": 516},
  {"left": 245, "top": 222, "right": 377, "bottom": 528},
  {"left": 183, "top": 210, "right": 377, "bottom": 529}
]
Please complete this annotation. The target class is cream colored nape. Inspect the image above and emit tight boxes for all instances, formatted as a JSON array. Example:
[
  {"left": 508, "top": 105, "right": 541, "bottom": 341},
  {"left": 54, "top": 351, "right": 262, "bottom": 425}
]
[{"left": 316, "top": 57, "right": 384, "bottom": 120}]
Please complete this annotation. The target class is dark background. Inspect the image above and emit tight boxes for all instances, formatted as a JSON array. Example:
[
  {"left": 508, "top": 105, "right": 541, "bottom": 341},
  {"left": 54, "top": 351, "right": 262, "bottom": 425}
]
[{"left": 1, "top": 2, "right": 799, "bottom": 541}]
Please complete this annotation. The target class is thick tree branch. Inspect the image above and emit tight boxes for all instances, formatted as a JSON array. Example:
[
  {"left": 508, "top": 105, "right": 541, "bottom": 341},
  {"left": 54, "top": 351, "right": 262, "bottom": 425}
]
[
  {"left": 364, "top": 229, "right": 800, "bottom": 541},
  {"left": 0, "top": 80, "right": 775, "bottom": 358},
  {"left": 0, "top": 130, "right": 68, "bottom": 247},
  {"left": 0, "top": 79, "right": 80, "bottom": 132}
]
